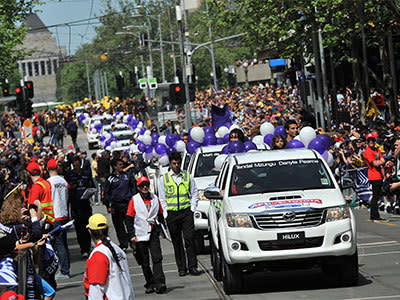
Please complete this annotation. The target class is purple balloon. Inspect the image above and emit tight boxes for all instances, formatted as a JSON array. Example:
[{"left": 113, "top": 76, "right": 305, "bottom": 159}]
[
  {"left": 223, "top": 133, "right": 230, "bottom": 144},
  {"left": 78, "top": 114, "right": 86, "bottom": 122},
  {"left": 100, "top": 136, "right": 106, "bottom": 142},
  {"left": 166, "top": 134, "right": 177, "bottom": 148},
  {"left": 138, "top": 143, "right": 146, "bottom": 152},
  {"left": 228, "top": 141, "right": 245, "bottom": 153},
  {"left": 151, "top": 132, "right": 159, "bottom": 140},
  {"left": 216, "top": 138, "right": 224, "bottom": 145},
  {"left": 244, "top": 141, "right": 257, "bottom": 152},
  {"left": 203, "top": 134, "right": 216, "bottom": 146},
  {"left": 274, "top": 125, "right": 287, "bottom": 137},
  {"left": 224, "top": 122, "right": 232, "bottom": 129},
  {"left": 316, "top": 134, "right": 331, "bottom": 150},
  {"left": 221, "top": 145, "right": 230, "bottom": 154},
  {"left": 151, "top": 137, "right": 158, "bottom": 146},
  {"left": 127, "top": 114, "right": 133, "bottom": 122},
  {"left": 321, "top": 150, "right": 329, "bottom": 161},
  {"left": 286, "top": 140, "right": 305, "bottom": 149},
  {"left": 186, "top": 141, "right": 200, "bottom": 154},
  {"left": 139, "top": 128, "right": 146, "bottom": 135},
  {"left": 204, "top": 126, "right": 214, "bottom": 135},
  {"left": 308, "top": 138, "right": 326, "bottom": 154},
  {"left": 145, "top": 144, "right": 153, "bottom": 154},
  {"left": 263, "top": 134, "right": 274, "bottom": 146},
  {"left": 155, "top": 143, "right": 167, "bottom": 155}
]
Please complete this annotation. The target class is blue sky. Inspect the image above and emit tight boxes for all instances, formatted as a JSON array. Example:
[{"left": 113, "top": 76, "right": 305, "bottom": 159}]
[{"left": 37, "top": 0, "right": 117, "bottom": 55}]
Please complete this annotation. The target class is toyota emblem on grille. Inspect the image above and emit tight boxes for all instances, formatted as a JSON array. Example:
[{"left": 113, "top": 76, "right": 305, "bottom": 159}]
[{"left": 283, "top": 212, "right": 296, "bottom": 222}]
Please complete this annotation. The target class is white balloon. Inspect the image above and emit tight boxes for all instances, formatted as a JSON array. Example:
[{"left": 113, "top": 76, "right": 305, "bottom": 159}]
[
  {"left": 137, "top": 121, "right": 143, "bottom": 129},
  {"left": 214, "top": 154, "right": 227, "bottom": 171},
  {"left": 142, "top": 134, "right": 152, "bottom": 145},
  {"left": 137, "top": 135, "right": 144, "bottom": 141},
  {"left": 105, "top": 146, "right": 111, "bottom": 151},
  {"left": 158, "top": 136, "right": 167, "bottom": 145},
  {"left": 110, "top": 141, "right": 117, "bottom": 149},
  {"left": 260, "top": 122, "right": 275, "bottom": 136},
  {"left": 144, "top": 130, "right": 151, "bottom": 136},
  {"left": 130, "top": 144, "right": 138, "bottom": 153},
  {"left": 144, "top": 152, "right": 153, "bottom": 161},
  {"left": 175, "top": 140, "right": 186, "bottom": 153},
  {"left": 191, "top": 127, "right": 205, "bottom": 143},
  {"left": 252, "top": 135, "right": 264, "bottom": 145},
  {"left": 159, "top": 155, "right": 169, "bottom": 166},
  {"left": 327, "top": 152, "right": 334, "bottom": 167},
  {"left": 299, "top": 126, "right": 316, "bottom": 147},
  {"left": 294, "top": 135, "right": 301, "bottom": 141},
  {"left": 216, "top": 126, "right": 229, "bottom": 138},
  {"left": 123, "top": 115, "right": 129, "bottom": 122},
  {"left": 152, "top": 149, "right": 160, "bottom": 158},
  {"left": 229, "top": 124, "right": 241, "bottom": 132}
]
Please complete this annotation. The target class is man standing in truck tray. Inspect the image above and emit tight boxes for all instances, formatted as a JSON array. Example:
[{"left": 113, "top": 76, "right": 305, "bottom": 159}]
[{"left": 158, "top": 152, "right": 203, "bottom": 277}]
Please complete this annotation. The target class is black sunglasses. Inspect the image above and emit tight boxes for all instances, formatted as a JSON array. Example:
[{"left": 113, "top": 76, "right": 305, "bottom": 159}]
[{"left": 138, "top": 183, "right": 150, "bottom": 188}]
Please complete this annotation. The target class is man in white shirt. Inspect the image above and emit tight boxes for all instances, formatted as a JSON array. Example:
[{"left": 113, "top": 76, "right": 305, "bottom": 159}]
[{"left": 47, "top": 159, "right": 71, "bottom": 279}]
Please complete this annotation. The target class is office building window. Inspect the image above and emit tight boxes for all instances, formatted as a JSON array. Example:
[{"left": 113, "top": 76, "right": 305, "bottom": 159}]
[
  {"left": 34, "top": 61, "right": 39, "bottom": 76},
  {"left": 21, "top": 63, "right": 26, "bottom": 77},
  {"left": 53, "top": 59, "right": 58, "bottom": 73},
  {"left": 47, "top": 61, "right": 52, "bottom": 75},
  {"left": 28, "top": 62, "right": 33, "bottom": 77},
  {"left": 40, "top": 61, "right": 46, "bottom": 75}
]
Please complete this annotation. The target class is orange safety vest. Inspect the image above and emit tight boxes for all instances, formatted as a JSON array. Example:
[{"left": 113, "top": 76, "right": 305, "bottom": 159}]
[{"left": 35, "top": 179, "right": 55, "bottom": 224}]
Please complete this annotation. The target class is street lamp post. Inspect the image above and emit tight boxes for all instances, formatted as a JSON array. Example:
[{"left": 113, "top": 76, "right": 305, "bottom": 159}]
[{"left": 242, "top": 62, "right": 249, "bottom": 88}]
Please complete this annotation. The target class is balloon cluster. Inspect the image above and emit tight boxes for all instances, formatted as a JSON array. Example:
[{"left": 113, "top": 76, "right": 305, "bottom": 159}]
[{"left": 259, "top": 122, "right": 333, "bottom": 167}]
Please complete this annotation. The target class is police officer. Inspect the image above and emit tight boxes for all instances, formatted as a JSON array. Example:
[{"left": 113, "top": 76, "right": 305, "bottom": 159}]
[
  {"left": 158, "top": 152, "right": 202, "bottom": 276},
  {"left": 104, "top": 158, "right": 137, "bottom": 251}
]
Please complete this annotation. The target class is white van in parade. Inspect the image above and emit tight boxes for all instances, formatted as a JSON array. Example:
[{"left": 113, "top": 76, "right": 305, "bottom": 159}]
[{"left": 205, "top": 149, "right": 358, "bottom": 294}]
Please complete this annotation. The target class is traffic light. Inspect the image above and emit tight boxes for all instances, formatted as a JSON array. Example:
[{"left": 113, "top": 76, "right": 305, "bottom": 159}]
[
  {"left": 2, "top": 84, "right": 9, "bottom": 97},
  {"left": 25, "top": 99, "right": 33, "bottom": 118},
  {"left": 15, "top": 86, "right": 24, "bottom": 116},
  {"left": 169, "top": 83, "right": 185, "bottom": 105},
  {"left": 24, "top": 81, "right": 34, "bottom": 98}
]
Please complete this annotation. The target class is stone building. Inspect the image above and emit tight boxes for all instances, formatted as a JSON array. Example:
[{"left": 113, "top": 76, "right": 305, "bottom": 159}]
[{"left": 16, "top": 14, "right": 66, "bottom": 103}]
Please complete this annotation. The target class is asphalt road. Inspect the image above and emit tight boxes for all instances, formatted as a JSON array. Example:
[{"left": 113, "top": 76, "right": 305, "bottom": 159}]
[{"left": 53, "top": 130, "right": 400, "bottom": 300}]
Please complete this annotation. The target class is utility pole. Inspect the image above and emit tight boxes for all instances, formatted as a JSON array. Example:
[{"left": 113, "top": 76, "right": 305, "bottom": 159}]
[
  {"left": 205, "top": 0, "right": 218, "bottom": 90},
  {"left": 85, "top": 61, "right": 92, "bottom": 100},
  {"left": 318, "top": 28, "right": 330, "bottom": 127},
  {"left": 158, "top": 14, "right": 166, "bottom": 83},
  {"left": 104, "top": 71, "right": 109, "bottom": 96},
  {"left": 167, "top": 7, "right": 177, "bottom": 80},
  {"left": 176, "top": 1, "right": 192, "bottom": 129}
]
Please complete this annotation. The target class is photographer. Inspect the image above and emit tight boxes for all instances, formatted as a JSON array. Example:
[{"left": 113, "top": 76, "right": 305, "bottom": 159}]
[{"left": 388, "top": 138, "right": 400, "bottom": 213}]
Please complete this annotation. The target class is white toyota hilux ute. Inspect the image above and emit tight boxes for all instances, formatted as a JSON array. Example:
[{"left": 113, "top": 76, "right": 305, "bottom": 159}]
[{"left": 205, "top": 149, "right": 358, "bottom": 295}]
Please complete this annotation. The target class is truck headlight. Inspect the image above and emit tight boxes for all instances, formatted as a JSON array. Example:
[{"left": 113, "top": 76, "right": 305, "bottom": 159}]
[
  {"left": 198, "top": 190, "right": 208, "bottom": 201},
  {"left": 326, "top": 206, "right": 350, "bottom": 222},
  {"left": 226, "top": 214, "right": 252, "bottom": 228}
]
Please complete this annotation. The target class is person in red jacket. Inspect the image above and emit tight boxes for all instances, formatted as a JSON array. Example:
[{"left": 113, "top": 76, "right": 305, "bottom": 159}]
[
  {"left": 363, "top": 132, "right": 386, "bottom": 221},
  {"left": 126, "top": 176, "right": 167, "bottom": 294}
]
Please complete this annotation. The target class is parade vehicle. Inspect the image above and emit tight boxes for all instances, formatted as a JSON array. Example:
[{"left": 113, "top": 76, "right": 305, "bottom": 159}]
[
  {"left": 189, "top": 143, "right": 269, "bottom": 253},
  {"left": 205, "top": 149, "right": 358, "bottom": 294},
  {"left": 86, "top": 114, "right": 113, "bottom": 149},
  {"left": 100, "top": 123, "right": 130, "bottom": 137},
  {"left": 111, "top": 130, "right": 135, "bottom": 148}
]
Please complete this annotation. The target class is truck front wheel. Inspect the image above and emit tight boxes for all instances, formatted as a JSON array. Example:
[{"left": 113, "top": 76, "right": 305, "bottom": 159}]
[
  {"left": 210, "top": 238, "right": 222, "bottom": 281},
  {"left": 222, "top": 257, "right": 242, "bottom": 294},
  {"left": 339, "top": 251, "right": 359, "bottom": 286}
]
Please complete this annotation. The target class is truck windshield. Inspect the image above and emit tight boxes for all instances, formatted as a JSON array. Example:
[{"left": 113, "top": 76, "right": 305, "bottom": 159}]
[
  {"left": 194, "top": 152, "right": 221, "bottom": 177},
  {"left": 115, "top": 134, "right": 133, "bottom": 141},
  {"left": 229, "top": 159, "right": 334, "bottom": 196}
]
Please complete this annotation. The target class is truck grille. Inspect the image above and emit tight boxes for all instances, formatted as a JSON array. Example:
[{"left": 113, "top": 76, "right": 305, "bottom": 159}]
[
  {"left": 258, "top": 237, "right": 324, "bottom": 251},
  {"left": 252, "top": 209, "right": 325, "bottom": 229}
]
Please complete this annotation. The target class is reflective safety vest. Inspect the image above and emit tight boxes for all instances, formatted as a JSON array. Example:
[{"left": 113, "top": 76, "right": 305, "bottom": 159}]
[
  {"left": 163, "top": 171, "right": 191, "bottom": 211},
  {"left": 36, "top": 179, "right": 55, "bottom": 224}
]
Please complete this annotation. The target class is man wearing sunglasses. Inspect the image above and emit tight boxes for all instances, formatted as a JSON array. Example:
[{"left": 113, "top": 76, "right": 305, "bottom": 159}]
[
  {"left": 158, "top": 152, "right": 202, "bottom": 277},
  {"left": 126, "top": 176, "right": 167, "bottom": 294}
]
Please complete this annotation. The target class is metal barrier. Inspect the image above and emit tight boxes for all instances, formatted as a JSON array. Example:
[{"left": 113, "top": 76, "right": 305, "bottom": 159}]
[{"left": 16, "top": 251, "right": 28, "bottom": 297}]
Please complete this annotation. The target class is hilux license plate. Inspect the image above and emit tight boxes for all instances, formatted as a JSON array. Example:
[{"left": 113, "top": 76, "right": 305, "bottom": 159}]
[{"left": 277, "top": 232, "right": 305, "bottom": 241}]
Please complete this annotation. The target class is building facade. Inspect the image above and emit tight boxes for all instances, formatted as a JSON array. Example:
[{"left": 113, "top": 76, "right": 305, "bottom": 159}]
[{"left": 16, "top": 14, "right": 66, "bottom": 103}]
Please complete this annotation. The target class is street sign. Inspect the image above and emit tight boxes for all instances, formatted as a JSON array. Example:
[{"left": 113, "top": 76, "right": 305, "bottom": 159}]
[
  {"left": 139, "top": 78, "right": 147, "bottom": 89},
  {"left": 148, "top": 78, "right": 158, "bottom": 90}
]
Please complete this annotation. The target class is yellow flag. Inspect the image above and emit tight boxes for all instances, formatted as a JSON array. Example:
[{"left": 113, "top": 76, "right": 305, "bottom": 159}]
[{"left": 365, "top": 97, "right": 380, "bottom": 117}]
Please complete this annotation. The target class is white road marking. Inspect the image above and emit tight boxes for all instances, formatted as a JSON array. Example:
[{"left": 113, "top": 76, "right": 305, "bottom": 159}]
[
  {"left": 358, "top": 241, "right": 398, "bottom": 246},
  {"left": 359, "top": 250, "right": 400, "bottom": 257},
  {"left": 342, "top": 295, "right": 400, "bottom": 300}
]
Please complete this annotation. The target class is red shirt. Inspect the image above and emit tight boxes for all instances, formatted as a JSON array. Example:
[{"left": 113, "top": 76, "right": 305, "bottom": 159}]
[
  {"left": 28, "top": 177, "right": 47, "bottom": 205},
  {"left": 84, "top": 242, "right": 109, "bottom": 299},
  {"left": 363, "top": 146, "right": 383, "bottom": 181}
]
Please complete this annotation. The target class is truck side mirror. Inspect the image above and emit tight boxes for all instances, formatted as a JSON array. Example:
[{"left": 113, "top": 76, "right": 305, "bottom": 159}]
[{"left": 204, "top": 186, "right": 223, "bottom": 200}]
